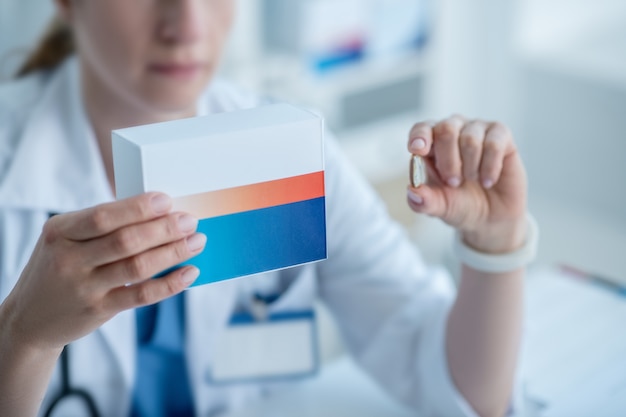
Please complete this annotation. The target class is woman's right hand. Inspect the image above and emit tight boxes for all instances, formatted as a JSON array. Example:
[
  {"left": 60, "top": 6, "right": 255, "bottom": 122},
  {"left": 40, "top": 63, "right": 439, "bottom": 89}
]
[{"left": 1, "top": 192, "right": 206, "bottom": 352}]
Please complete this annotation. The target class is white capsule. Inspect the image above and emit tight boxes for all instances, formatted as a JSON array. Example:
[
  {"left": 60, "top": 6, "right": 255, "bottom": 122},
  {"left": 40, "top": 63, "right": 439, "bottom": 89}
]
[{"left": 410, "top": 155, "right": 427, "bottom": 188}]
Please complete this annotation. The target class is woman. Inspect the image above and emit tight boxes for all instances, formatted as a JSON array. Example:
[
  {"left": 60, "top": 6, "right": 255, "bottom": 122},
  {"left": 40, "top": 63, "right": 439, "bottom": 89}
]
[{"left": 0, "top": 1, "right": 535, "bottom": 416}]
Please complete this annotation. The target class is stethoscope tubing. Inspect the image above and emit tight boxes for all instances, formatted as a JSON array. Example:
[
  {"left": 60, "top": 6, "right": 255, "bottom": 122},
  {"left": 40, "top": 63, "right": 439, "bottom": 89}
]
[{"left": 43, "top": 345, "right": 100, "bottom": 417}]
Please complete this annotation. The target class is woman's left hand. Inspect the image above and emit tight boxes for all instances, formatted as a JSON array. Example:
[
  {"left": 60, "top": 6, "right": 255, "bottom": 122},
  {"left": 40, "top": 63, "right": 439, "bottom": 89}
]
[{"left": 406, "top": 115, "right": 528, "bottom": 254}]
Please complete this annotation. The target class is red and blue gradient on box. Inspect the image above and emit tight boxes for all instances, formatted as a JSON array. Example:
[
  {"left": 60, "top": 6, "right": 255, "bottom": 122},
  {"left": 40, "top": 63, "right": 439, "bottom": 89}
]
[
  {"left": 175, "top": 171, "right": 326, "bottom": 286},
  {"left": 112, "top": 103, "right": 327, "bottom": 287}
]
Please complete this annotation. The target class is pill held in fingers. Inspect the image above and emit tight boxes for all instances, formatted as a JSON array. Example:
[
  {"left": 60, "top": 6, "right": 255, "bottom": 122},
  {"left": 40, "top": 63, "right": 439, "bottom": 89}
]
[{"left": 410, "top": 155, "right": 427, "bottom": 188}]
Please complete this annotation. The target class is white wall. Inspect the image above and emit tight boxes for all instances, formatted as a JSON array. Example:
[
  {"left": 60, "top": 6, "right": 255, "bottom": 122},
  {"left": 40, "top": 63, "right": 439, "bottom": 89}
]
[
  {"left": 0, "top": 0, "right": 54, "bottom": 79},
  {"left": 515, "top": 0, "right": 626, "bottom": 279},
  {"left": 429, "top": 0, "right": 521, "bottom": 129}
]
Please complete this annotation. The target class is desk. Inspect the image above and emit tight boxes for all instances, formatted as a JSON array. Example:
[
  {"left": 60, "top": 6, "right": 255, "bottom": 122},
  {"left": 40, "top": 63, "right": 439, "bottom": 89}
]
[
  {"left": 222, "top": 266, "right": 626, "bottom": 417},
  {"left": 222, "top": 356, "right": 414, "bottom": 417},
  {"left": 523, "top": 265, "right": 626, "bottom": 417}
]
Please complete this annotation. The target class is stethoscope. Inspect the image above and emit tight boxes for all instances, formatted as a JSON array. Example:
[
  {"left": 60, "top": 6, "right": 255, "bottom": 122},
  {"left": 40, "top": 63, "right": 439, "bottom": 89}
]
[
  {"left": 43, "top": 344, "right": 100, "bottom": 417},
  {"left": 44, "top": 213, "right": 100, "bottom": 417}
]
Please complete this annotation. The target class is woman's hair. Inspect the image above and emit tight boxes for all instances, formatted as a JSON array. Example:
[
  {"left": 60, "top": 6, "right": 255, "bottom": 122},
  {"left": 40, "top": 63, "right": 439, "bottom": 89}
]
[{"left": 16, "top": 17, "right": 74, "bottom": 78}]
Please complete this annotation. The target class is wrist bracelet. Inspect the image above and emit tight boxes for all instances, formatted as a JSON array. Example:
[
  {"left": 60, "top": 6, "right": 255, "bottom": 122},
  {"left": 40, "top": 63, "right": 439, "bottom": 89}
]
[{"left": 453, "top": 213, "right": 539, "bottom": 273}]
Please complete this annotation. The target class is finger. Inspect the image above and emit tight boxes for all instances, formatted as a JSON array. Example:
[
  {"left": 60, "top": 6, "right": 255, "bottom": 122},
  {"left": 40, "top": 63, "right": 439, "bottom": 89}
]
[
  {"left": 408, "top": 120, "right": 436, "bottom": 156},
  {"left": 94, "top": 233, "right": 206, "bottom": 288},
  {"left": 106, "top": 266, "right": 200, "bottom": 311},
  {"left": 56, "top": 193, "right": 173, "bottom": 241},
  {"left": 406, "top": 185, "right": 449, "bottom": 219},
  {"left": 458, "top": 120, "right": 488, "bottom": 182},
  {"left": 432, "top": 115, "right": 466, "bottom": 187},
  {"left": 480, "top": 122, "right": 514, "bottom": 189},
  {"left": 79, "top": 212, "right": 198, "bottom": 267}
]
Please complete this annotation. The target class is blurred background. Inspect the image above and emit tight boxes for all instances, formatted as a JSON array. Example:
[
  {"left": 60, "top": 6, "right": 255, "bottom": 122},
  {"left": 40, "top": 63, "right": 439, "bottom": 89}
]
[
  {"left": 1, "top": 0, "right": 624, "bottom": 278},
  {"left": 2, "top": 0, "right": 626, "bottom": 414}
]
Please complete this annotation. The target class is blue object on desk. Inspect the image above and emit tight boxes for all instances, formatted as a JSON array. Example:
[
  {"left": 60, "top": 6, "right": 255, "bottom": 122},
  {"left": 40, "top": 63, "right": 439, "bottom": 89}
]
[{"left": 560, "top": 264, "right": 626, "bottom": 297}]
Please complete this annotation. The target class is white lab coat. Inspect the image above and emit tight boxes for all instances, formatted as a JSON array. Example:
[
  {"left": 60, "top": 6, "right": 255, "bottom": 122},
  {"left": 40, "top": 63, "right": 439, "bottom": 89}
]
[{"left": 0, "top": 58, "right": 516, "bottom": 417}]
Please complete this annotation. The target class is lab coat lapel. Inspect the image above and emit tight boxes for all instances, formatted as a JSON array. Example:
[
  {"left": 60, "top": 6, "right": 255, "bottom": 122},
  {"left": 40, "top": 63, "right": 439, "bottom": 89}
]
[
  {"left": 0, "top": 57, "right": 112, "bottom": 212},
  {"left": 99, "top": 309, "right": 137, "bottom": 390},
  {"left": 0, "top": 57, "right": 247, "bottom": 404},
  {"left": 0, "top": 58, "right": 135, "bottom": 385}
]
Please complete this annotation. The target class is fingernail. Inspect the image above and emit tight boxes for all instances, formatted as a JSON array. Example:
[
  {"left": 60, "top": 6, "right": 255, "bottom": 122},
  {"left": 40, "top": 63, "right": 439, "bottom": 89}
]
[
  {"left": 448, "top": 177, "right": 461, "bottom": 188},
  {"left": 151, "top": 194, "right": 171, "bottom": 214},
  {"left": 407, "top": 190, "right": 424, "bottom": 205},
  {"left": 177, "top": 214, "right": 198, "bottom": 233},
  {"left": 186, "top": 233, "right": 207, "bottom": 252},
  {"left": 483, "top": 179, "right": 494, "bottom": 189},
  {"left": 411, "top": 138, "right": 427, "bottom": 152},
  {"left": 180, "top": 267, "right": 199, "bottom": 285}
]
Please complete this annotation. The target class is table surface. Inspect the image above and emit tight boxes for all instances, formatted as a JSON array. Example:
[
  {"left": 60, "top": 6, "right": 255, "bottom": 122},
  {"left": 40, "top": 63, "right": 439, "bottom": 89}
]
[{"left": 222, "top": 356, "right": 415, "bottom": 417}]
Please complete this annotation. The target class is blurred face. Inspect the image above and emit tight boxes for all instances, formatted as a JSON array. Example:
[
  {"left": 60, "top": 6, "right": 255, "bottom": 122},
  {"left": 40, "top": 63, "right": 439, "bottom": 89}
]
[{"left": 59, "top": 0, "right": 235, "bottom": 114}]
